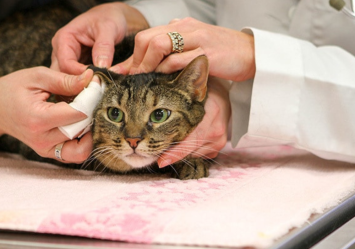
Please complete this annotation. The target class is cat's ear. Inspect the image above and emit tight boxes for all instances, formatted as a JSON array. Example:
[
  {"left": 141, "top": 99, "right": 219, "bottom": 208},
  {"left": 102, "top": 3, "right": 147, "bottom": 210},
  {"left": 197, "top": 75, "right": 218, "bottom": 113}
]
[
  {"left": 174, "top": 55, "right": 209, "bottom": 102},
  {"left": 87, "top": 65, "right": 120, "bottom": 84}
]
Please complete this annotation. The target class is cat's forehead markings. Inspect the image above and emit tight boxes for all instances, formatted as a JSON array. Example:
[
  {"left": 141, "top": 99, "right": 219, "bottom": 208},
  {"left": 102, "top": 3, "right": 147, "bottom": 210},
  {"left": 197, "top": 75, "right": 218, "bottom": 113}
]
[
  {"left": 120, "top": 88, "right": 131, "bottom": 105},
  {"left": 108, "top": 95, "right": 119, "bottom": 106}
]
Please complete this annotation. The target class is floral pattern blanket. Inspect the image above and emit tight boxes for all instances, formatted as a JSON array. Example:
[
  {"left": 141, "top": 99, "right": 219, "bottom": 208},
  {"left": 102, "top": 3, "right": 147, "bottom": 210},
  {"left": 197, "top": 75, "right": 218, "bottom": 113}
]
[{"left": 1, "top": 143, "right": 355, "bottom": 248}]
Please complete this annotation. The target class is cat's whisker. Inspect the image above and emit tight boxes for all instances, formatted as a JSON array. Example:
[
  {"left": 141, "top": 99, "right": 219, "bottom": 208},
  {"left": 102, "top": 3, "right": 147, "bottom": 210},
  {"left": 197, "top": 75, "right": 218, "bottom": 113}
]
[
  {"left": 97, "top": 148, "right": 119, "bottom": 171},
  {"left": 168, "top": 145, "right": 227, "bottom": 155},
  {"left": 158, "top": 152, "right": 196, "bottom": 170},
  {"left": 82, "top": 146, "right": 113, "bottom": 172},
  {"left": 156, "top": 154, "right": 181, "bottom": 176},
  {"left": 86, "top": 147, "right": 111, "bottom": 164},
  {"left": 90, "top": 146, "right": 111, "bottom": 157},
  {"left": 159, "top": 146, "right": 224, "bottom": 168},
  {"left": 166, "top": 143, "right": 227, "bottom": 157},
  {"left": 166, "top": 140, "right": 229, "bottom": 156},
  {"left": 105, "top": 68, "right": 119, "bottom": 91},
  {"left": 90, "top": 156, "right": 113, "bottom": 174},
  {"left": 190, "top": 154, "right": 223, "bottom": 167},
  {"left": 168, "top": 143, "right": 222, "bottom": 153},
  {"left": 168, "top": 165, "right": 179, "bottom": 177},
  {"left": 153, "top": 144, "right": 220, "bottom": 163},
  {"left": 168, "top": 139, "right": 219, "bottom": 145},
  {"left": 146, "top": 165, "right": 158, "bottom": 174}
]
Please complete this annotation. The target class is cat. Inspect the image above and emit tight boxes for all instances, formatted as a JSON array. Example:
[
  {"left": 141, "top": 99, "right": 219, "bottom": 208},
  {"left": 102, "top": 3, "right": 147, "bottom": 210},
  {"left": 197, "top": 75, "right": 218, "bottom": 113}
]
[
  {"left": 0, "top": 1, "right": 211, "bottom": 180},
  {"left": 88, "top": 55, "right": 210, "bottom": 180}
]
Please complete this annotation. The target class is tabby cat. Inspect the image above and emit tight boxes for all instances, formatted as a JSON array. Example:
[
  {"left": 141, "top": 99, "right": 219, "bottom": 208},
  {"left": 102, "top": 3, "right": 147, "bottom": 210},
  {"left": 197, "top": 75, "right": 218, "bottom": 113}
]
[{"left": 89, "top": 55, "right": 209, "bottom": 179}]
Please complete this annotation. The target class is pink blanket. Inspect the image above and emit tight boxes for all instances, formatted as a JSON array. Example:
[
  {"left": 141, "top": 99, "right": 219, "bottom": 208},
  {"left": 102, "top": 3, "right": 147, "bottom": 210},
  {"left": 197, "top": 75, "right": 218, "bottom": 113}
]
[{"left": 1, "top": 143, "right": 355, "bottom": 248}]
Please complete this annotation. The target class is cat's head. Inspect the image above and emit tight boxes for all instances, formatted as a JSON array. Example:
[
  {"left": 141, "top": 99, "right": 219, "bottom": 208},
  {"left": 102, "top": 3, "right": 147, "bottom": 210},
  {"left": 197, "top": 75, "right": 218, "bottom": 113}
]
[{"left": 90, "top": 55, "right": 209, "bottom": 172}]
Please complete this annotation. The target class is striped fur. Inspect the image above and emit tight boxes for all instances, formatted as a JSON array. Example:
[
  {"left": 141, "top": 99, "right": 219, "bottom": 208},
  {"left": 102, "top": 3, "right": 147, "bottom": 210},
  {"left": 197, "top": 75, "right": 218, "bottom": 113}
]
[{"left": 90, "top": 55, "right": 210, "bottom": 179}]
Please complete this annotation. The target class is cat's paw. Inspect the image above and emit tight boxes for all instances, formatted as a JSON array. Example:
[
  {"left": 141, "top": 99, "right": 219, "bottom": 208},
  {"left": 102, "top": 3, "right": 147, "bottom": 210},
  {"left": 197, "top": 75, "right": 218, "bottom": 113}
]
[{"left": 172, "top": 157, "right": 210, "bottom": 180}]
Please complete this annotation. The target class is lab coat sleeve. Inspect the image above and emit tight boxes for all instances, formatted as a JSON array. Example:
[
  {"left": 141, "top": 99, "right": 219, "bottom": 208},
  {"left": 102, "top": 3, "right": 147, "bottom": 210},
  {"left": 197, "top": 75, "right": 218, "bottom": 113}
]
[
  {"left": 125, "top": 0, "right": 191, "bottom": 27},
  {"left": 231, "top": 28, "right": 355, "bottom": 164}
]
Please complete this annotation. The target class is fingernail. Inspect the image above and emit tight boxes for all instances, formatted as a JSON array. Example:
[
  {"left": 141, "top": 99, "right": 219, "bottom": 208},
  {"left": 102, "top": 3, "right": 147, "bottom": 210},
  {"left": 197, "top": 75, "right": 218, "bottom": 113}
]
[
  {"left": 158, "top": 158, "right": 172, "bottom": 168},
  {"left": 92, "top": 75, "right": 100, "bottom": 84},
  {"left": 169, "top": 18, "right": 181, "bottom": 24},
  {"left": 96, "top": 55, "right": 109, "bottom": 68},
  {"left": 78, "top": 69, "right": 88, "bottom": 81},
  {"left": 109, "top": 66, "right": 121, "bottom": 74},
  {"left": 129, "top": 68, "right": 138, "bottom": 75}
]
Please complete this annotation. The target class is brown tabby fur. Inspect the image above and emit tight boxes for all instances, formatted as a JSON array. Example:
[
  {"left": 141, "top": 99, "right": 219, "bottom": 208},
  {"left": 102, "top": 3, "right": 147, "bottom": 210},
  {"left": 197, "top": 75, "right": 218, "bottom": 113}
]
[
  {"left": 0, "top": 1, "right": 210, "bottom": 180},
  {"left": 0, "top": 0, "right": 100, "bottom": 76}
]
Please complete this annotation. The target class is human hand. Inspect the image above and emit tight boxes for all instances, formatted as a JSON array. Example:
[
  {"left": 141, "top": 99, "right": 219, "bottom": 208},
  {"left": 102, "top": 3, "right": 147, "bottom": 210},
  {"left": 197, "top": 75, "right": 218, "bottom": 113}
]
[
  {"left": 158, "top": 77, "right": 231, "bottom": 168},
  {"left": 0, "top": 67, "right": 94, "bottom": 163},
  {"left": 113, "top": 17, "right": 256, "bottom": 82},
  {"left": 51, "top": 2, "right": 149, "bottom": 75}
]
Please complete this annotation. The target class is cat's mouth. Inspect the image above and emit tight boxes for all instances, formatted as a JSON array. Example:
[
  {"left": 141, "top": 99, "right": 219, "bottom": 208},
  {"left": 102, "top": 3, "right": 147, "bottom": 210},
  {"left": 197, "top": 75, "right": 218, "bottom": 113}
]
[
  {"left": 123, "top": 152, "right": 157, "bottom": 168},
  {"left": 127, "top": 153, "right": 146, "bottom": 159}
]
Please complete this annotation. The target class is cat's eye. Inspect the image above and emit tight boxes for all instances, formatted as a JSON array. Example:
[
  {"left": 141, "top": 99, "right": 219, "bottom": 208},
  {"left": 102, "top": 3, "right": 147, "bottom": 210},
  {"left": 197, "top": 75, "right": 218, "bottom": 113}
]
[
  {"left": 107, "top": 107, "right": 124, "bottom": 123},
  {"left": 150, "top": 109, "right": 171, "bottom": 123}
]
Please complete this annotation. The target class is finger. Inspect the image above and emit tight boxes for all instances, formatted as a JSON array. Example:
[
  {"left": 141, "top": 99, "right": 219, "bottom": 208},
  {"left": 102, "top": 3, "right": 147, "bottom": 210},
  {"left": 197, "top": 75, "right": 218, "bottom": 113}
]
[
  {"left": 129, "top": 29, "right": 168, "bottom": 69},
  {"left": 128, "top": 27, "right": 182, "bottom": 73},
  {"left": 157, "top": 132, "right": 200, "bottom": 168},
  {"left": 25, "top": 127, "right": 72, "bottom": 157},
  {"left": 50, "top": 57, "right": 60, "bottom": 71},
  {"left": 205, "top": 152, "right": 219, "bottom": 159},
  {"left": 51, "top": 34, "right": 88, "bottom": 75},
  {"left": 51, "top": 51, "right": 88, "bottom": 75},
  {"left": 155, "top": 48, "right": 205, "bottom": 73},
  {"left": 157, "top": 139, "right": 220, "bottom": 168},
  {"left": 130, "top": 33, "right": 173, "bottom": 74},
  {"left": 49, "top": 132, "right": 93, "bottom": 163},
  {"left": 131, "top": 32, "right": 200, "bottom": 74},
  {"left": 189, "top": 143, "right": 220, "bottom": 159},
  {"left": 38, "top": 68, "right": 93, "bottom": 96},
  {"left": 40, "top": 101, "right": 88, "bottom": 130},
  {"left": 116, "top": 23, "right": 197, "bottom": 74},
  {"left": 92, "top": 22, "right": 121, "bottom": 68},
  {"left": 30, "top": 69, "right": 94, "bottom": 132},
  {"left": 110, "top": 56, "right": 133, "bottom": 74}
]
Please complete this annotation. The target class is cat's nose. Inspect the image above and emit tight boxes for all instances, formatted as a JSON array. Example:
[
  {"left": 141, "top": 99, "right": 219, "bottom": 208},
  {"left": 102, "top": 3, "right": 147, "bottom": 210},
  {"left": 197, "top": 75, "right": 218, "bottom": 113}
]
[{"left": 125, "top": 137, "right": 141, "bottom": 149}]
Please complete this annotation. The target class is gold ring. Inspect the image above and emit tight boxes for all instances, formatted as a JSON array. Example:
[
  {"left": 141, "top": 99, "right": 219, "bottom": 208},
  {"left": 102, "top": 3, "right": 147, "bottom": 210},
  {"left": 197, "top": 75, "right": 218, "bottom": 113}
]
[
  {"left": 55, "top": 142, "right": 65, "bottom": 161},
  {"left": 167, "top": 32, "right": 184, "bottom": 53}
]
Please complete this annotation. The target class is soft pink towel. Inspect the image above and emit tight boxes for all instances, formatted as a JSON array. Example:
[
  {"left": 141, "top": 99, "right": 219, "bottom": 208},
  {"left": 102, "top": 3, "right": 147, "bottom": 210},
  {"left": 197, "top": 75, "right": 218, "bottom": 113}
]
[{"left": 1, "top": 143, "right": 355, "bottom": 248}]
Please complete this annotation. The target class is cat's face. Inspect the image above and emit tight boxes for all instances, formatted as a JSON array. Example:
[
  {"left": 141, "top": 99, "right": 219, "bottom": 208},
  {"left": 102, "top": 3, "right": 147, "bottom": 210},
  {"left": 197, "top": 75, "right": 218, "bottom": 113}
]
[{"left": 91, "top": 55, "right": 209, "bottom": 172}]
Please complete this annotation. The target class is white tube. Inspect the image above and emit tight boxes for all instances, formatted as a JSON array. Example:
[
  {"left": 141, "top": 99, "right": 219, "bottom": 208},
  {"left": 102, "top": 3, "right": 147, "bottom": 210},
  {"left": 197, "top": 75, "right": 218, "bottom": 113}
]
[{"left": 59, "top": 77, "right": 105, "bottom": 139}]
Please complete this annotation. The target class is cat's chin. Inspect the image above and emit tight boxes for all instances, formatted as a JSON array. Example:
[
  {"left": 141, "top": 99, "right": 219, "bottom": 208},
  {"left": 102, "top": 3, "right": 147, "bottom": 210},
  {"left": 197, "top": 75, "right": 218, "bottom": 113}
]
[{"left": 122, "top": 154, "right": 158, "bottom": 169}]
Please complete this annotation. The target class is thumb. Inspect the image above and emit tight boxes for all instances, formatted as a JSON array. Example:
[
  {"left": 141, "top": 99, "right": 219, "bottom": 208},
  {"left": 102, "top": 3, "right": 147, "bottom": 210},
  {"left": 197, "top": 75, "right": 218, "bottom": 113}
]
[{"left": 41, "top": 68, "right": 94, "bottom": 96}]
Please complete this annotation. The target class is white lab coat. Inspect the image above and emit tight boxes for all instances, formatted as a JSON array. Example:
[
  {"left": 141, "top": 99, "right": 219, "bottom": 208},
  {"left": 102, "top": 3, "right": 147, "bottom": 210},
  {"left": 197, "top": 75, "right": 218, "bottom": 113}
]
[{"left": 128, "top": 0, "right": 355, "bottom": 163}]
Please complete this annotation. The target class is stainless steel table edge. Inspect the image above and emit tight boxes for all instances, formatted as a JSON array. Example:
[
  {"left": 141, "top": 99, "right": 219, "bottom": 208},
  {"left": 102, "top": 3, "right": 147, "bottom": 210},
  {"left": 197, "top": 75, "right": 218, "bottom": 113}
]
[{"left": 271, "top": 193, "right": 355, "bottom": 249}]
